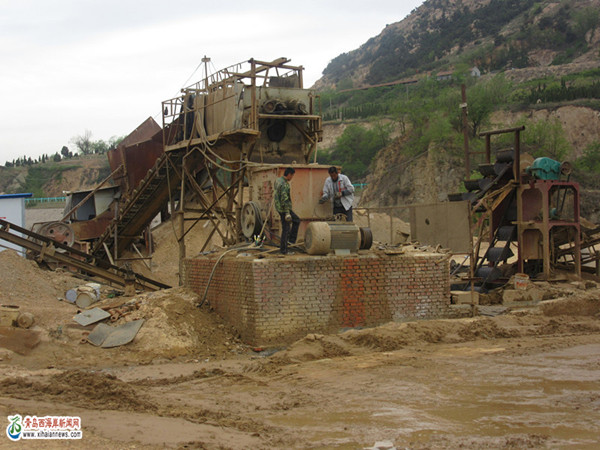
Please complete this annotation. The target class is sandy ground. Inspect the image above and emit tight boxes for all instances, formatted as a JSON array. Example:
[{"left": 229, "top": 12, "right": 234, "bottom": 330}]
[
  {"left": 0, "top": 208, "right": 597, "bottom": 448},
  {"left": 0, "top": 246, "right": 599, "bottom": 448}
]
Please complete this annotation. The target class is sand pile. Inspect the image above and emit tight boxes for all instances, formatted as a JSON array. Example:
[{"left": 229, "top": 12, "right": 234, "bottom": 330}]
[
  {"left": 108, "top": 287, "right": 244, "bottom": 360},
  {"left": 128, "top": 219, "right": 223, "bottom": 287},
  {"left": 0, "top": 249, "right": 83, "bottom": 328},
  {"left": 0, "top": 249, "right": 245, "bottom": 365},
  {"left": 354, "top": 210, "right": 410, "bottom": 245},
  {"left": 0, "top": 369, "right": 156, "bottom": 412}
]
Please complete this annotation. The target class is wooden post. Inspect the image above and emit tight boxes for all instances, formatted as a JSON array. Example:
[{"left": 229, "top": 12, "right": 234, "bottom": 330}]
[{"left": 178, "top": 155, "right": 187, "bottom": 286}]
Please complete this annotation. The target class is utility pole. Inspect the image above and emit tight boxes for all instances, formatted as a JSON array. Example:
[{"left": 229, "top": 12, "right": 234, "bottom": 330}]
[{"left": 461, "top": 84, "right": 470, "bottom": 180}]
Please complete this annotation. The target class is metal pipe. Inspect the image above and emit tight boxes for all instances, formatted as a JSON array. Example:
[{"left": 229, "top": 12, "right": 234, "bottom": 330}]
[{"left": 479, "top": 125, "right": 525, "bottom": 137}]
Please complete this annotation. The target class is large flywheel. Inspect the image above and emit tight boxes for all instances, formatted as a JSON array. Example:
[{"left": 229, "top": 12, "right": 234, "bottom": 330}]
[{"left": 241, "top": 201, "right": 263, "bottom": 239}]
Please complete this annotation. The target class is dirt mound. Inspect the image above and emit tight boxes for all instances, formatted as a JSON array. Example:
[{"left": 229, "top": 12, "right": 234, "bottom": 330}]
[
  {"left": 268, "top": 292, "right": 600, "bottom": 364},
  {"left": 116, "top": 287, "right": 244, "bottom": 359},
  {"left": 540, "top": 294, "right": 600, "bottom": 317},
  {"left": 136, "top": 368, "right": 227, "bottom": 387},
  {"left": 0, "top": 369, "right": 155, "bottom": 412},
  {"left": 0, "top": 250, "right": 84, "bottom": 328},
  {"left": 275, "top": 334, "right": 353, "bottom": 363},
  {"left": 129, "top": 219, "right": 222, "bottom": 287},
  {"left": 0, "top": 249, "right": 245, "bottom": 366},
  {"left": 339, "top": 318, "right": 519, "bottom": 352}
]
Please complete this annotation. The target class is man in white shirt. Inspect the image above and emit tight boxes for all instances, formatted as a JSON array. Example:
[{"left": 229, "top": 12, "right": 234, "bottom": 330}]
[{"left": 319, "top": 166, "right": 355, "bottom": 222}]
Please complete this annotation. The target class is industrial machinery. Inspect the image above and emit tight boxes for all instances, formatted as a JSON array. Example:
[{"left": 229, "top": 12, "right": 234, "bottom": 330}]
[
  {"left": 449, "top": 126, "right": 589, "bottom": 290},
  {"left": 2, "top": 58, "right": 328, "bottom": 289},
  {"left": 241, "top": 163, "right": 373, "bottom": 251},
  {"left": 305, "top": 222, "right": 373, "bottom": 255},
  {"left": 243, "top": 164, "right": 332, "bottom": 242},
  {"left": 83, "top": 58, "right": 324, "bottom": 279}
]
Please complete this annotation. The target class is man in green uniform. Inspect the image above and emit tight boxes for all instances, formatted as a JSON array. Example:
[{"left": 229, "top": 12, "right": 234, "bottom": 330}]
[{"left": 274, "top": 167, "right": 300, "bottom": 254}]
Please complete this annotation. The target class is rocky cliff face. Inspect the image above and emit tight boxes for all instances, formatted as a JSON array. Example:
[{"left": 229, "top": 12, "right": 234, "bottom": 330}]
[
  {"left": 357, "top": 138, "right": 464, "bottom": 220},
  {"left": 315, "top": 0, "right": 600, "bottom": 91}
]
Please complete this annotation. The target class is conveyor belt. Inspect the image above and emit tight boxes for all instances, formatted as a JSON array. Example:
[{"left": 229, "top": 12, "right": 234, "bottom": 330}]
[
  {"left": 0, "top": 219, "right": 170, "bottom": 291},
  {"left": 91, "top": 150, "right": 184, "bottom": 260}
]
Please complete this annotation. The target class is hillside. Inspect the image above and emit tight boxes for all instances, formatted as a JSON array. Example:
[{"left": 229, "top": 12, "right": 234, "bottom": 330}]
[
  {"left": 315, "top": 0, "right": 600, "bottom": 90},
  {"left": 355, "top": 103, "right": 599, "bottom": 214},
  {"left": 0, "top": 154, "right": 111, "bottom": 197},
  {"left": 312, "top": 0, "right": 600, "bottom": 222}
]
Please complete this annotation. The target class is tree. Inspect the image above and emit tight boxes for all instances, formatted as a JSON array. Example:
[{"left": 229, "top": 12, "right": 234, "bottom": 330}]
[
  {"left": 92, "top": 139, "right": 108, "bottom": 154},
  {"left": 53, "top": 153, "right": 62, "bottom": 162},
  {"left": 61, "top": 146, "right": 70, "bottom": 158},
  {"left": 576, "top": 141, "right": 600, "bottom": 173},
  {"left": 467, "top": 75, "right": 511, "bottom": 137},
  {"left": 498, "top": 117, "right": 571, "bottom": 160},
  {"left": 71, "top": 130, "right": 93, "bottom": 155},
  {"left": 572, "top": 7, "right": 600, "bottom": 41},
  {"left": 319, "top": 123, "right": 392, "bottom": 180},
  {"left": 108, "top": 135, "right": 126, "bottom": 150}
]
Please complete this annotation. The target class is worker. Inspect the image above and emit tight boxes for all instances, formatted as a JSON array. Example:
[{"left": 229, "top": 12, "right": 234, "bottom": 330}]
[
  {"left": 274, "top": 167, "right": 300, "bottom": 254},
  {"left": 319, "top": 166, "right": 355, "bottom": 221}
]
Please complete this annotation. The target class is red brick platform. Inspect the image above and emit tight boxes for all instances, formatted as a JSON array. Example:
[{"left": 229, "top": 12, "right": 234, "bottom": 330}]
[{"left": 184, "top": 251, "right": 453, "bottom": 346}]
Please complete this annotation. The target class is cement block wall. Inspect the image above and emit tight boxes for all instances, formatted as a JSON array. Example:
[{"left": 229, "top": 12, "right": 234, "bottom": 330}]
[{"left": 184, "top": 252, "right": 452, "bottom": 346}]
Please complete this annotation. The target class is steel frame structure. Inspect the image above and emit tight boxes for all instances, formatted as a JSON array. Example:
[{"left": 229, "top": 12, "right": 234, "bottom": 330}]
[{"left": 159, "top": 58, "right": 323, "bottom": 281}]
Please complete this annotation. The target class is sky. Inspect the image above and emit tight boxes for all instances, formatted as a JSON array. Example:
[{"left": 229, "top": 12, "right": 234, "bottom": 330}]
[{"left": 0, "top": 0, "right": 424, "bottom": 163}]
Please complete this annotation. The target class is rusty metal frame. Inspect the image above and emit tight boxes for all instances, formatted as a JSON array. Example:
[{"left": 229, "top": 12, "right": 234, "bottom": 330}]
[
  {"left": 156, "top": 57, "right": 323, "bottom": 279},
  {"left": 0, "top": 219, "right": 169, "bottom": 291},
  {"left": 516, "top": 180, "right": 581, "bottom": 279}
]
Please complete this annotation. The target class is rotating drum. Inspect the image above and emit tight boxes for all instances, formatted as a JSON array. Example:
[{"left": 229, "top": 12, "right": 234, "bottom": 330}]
[{"left": 241, "top": 202, "right": 263, "bottom": 239}]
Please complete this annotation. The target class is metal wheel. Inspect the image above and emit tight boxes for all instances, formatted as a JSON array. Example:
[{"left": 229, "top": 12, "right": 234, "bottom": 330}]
[
  {"left": 241, "top": 202, "right": 263, "bottom": 239},
  {"left": 37, "top": 221, "right": 75, "bottom": 246}
]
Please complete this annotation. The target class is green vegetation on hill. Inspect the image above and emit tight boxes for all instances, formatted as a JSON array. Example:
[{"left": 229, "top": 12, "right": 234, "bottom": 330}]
[
  {"left": 318, "top": 122, "right": 393, "bottom": 180},
  {"left": 319, "top": 66, "right": 600, "bottom": 182},
  {"left": 323, "top": 0, "right": 599, "bottom": 87},
  {"left": 24, "top": 164, "right": 81, "bottom": 198}
]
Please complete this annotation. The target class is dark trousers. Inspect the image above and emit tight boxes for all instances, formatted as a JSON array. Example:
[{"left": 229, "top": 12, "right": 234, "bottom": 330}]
[
  {"left": 279, "top": 210, "right": 300, "bottom": 253},
  {"left": 334, "top": 205, "right": 353, "bottom": 222}
]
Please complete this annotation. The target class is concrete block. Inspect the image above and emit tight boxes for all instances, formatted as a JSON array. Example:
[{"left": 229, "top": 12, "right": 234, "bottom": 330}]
[{"left": 451, "top": 290, "right": 479, "bottom": 305}]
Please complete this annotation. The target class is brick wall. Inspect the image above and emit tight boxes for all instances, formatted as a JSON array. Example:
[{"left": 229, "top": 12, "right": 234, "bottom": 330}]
[{"left": 184, "top": 252, "right": 452, "bottom": 346}]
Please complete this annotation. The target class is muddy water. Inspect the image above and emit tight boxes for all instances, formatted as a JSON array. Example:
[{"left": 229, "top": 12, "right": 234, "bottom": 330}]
[
  {"left": 1, "top": 318, "right": 598, "bottom": 448},
  {"left": 265, "top": 341, "right": 600, "bottom": 448}
]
